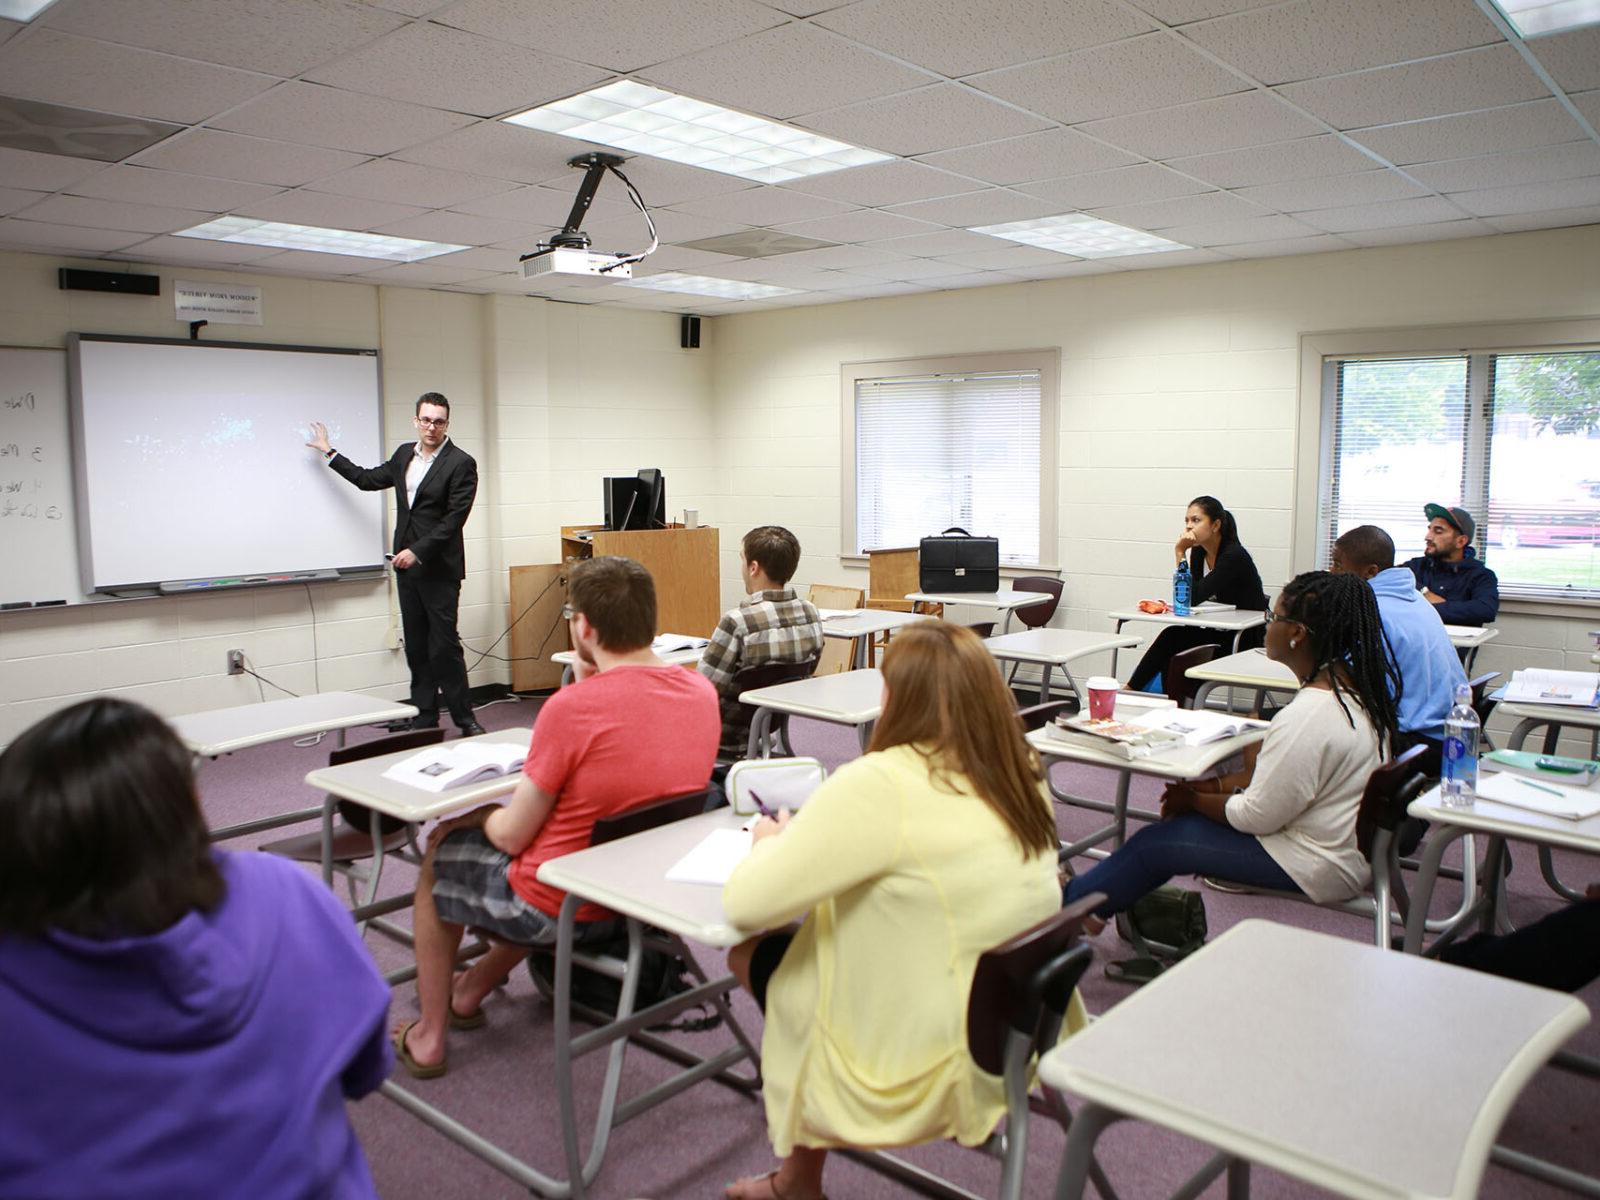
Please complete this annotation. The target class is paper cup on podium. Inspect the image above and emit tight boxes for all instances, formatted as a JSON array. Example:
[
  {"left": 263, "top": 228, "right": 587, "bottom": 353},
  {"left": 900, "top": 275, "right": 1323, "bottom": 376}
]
[
  {"left": 683, "top": 508, "right": 699, "bottom": 528},
  {"left": 1085, "top": 676, "right": 1120, "bottom": 721}
]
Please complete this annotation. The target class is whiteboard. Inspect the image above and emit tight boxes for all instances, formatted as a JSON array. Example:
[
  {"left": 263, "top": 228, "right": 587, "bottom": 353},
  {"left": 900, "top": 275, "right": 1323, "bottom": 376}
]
[
  {"left": 0, "top": 347, "right": 81, "bottom": 607},
  {"left": 70, "top": 335, "right": 387, "bottom": 592}
]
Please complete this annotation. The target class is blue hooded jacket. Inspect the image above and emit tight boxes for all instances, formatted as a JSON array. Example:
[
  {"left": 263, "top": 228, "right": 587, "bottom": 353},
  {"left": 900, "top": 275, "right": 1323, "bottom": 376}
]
[
  {"left": 1400, "top": 546, "right": 1500, "bottom": 626},
  {"left": 1370, "top": 566, "right": 1469, "bottom": 738}
]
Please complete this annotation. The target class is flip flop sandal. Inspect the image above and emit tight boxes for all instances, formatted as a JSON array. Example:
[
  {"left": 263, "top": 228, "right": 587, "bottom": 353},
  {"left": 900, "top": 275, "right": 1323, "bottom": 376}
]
[
  {"left": 724, "top": 1169, "right": 828, "bottom": 1200},
  {"left": 449, "top": 1005, "right": 487, "bottom": 1031},
  {"left": 392, "top": 1020, "right": 447, "bottom": 1079}
]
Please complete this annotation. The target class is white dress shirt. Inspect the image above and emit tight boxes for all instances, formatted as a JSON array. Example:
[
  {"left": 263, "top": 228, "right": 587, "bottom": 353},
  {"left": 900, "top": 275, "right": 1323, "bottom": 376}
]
[{"left": 405, "top": 436, "right": 448, "bottom": 508}]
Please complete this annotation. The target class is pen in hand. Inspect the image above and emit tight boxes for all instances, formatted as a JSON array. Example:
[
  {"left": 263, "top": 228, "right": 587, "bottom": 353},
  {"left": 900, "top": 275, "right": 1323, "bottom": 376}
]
[{"left": 748, "top": 789, "right": 777, "bottom": 819}]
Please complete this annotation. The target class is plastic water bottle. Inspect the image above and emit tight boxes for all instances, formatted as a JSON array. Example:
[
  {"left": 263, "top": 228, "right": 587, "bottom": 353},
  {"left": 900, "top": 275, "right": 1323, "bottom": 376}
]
[
  {"left": 1172, "top": 561, "right": 1192, "bottom": 617},
  {"left": 1441, "top": 683, "right": 1480, "bottom": 808}
]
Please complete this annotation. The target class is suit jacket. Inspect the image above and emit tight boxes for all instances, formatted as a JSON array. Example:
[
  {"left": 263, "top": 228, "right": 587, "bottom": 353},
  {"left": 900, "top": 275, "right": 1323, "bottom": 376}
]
[{"left": 329, "top": 440, "right": 477, "bottom": 581}]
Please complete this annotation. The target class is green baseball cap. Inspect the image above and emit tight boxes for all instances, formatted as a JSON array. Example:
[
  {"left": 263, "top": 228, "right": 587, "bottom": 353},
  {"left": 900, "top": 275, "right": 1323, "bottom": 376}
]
[{"left": 1424, "top": 503, "right": 1474, "bottom": 541}]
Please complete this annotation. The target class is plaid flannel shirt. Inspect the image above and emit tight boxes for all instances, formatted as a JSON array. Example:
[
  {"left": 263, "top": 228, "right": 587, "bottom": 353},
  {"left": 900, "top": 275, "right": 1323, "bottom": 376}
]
[{"left": 698, "top": 588, "right": 825, "bottom": 757}]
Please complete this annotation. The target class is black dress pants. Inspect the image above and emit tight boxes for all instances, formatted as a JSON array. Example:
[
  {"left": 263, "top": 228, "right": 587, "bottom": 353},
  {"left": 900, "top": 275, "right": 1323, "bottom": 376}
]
[
  {"left": 1439, "top": 899, "right": 1600, "bottom": 993},
  {"left": 396, "top": 568, "right": 472, "bottom": 724}
]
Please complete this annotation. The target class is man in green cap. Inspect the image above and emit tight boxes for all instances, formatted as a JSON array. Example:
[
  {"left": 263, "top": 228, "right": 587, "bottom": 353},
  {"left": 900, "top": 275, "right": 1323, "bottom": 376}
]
[{"left": 1400, "top": 503, "right": 1500, "bottom": 626}]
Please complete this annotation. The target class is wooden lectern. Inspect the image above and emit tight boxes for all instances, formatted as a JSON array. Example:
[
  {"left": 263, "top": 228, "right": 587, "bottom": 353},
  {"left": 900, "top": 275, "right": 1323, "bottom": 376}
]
[{"left": 508, "top": 524, "right": 720, "bottom": 691}]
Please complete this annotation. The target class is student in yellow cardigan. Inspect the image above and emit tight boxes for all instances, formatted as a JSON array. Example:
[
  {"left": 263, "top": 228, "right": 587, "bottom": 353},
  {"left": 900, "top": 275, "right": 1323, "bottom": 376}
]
[{"left": 721, "top": 621, "right": 1083, "bottom": 1200}]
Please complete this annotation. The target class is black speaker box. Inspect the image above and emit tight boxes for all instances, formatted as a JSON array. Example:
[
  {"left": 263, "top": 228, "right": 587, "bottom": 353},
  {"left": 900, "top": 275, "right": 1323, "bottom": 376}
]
[
  {"left": 680, "top": 314, "right": 701, "bottom": 349},
  {"left": 58, "top": 268, "right": 160, "bottom": 296}
]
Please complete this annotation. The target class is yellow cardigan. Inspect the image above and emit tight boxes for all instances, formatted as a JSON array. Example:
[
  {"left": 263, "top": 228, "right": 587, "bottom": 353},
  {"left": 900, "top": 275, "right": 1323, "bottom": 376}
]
[{"left": 722, "top": 744, "right": 1084, "bottom": 1156}]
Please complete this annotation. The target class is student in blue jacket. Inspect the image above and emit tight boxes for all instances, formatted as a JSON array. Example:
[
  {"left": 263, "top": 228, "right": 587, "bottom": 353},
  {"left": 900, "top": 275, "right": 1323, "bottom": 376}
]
[
  {"left": 1400, "top": 504, "right": 1499, "bottom": 626},
  {"left": 1333, "top": 524, "right": 1467, "bottom": 776}
]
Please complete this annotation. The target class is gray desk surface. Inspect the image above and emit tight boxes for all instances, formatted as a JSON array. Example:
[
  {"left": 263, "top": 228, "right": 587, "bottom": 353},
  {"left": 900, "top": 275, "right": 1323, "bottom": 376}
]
[
  {"left": 1186, "top": 647, "right": 1299, "bottom": 691},
  {"left": 820, "top": 608, "right": 930, "bottom": 638},
  {"left": 907, "top": 589, "right": 1053, "bottom": 610},
  {"left": 1039, "top": 920, "right": 1589, "bottom": 1200},
  {"left": 1409, "top": 779, "right": 1600, "bottom": 857},
  {"left": 173, "top": 691, "right": 417, "bottom": 758},
  {"left": 983, "top": 628, "right": 1143, "bottom": 665},
  {"left": 1108, "top": 607, "right": 1268, "bottom": 633},
  {"left": 304, "top": 727, "right": 533, "bottom": 823},
  {"left": 1442, "top": 624, "right": 1499, "bottom": 650},
  {"left": 741, "top": 667, "right": 884, "bottom": 725}
]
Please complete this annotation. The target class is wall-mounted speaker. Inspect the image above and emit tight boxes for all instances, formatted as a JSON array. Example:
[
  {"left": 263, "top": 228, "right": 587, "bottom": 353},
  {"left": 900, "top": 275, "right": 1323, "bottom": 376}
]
[
  {"left": 58, "top": 268, "right": 160, "bottom": 296},
  {"left": 680, "top": 314, "right": 701, "bottom": 350}
]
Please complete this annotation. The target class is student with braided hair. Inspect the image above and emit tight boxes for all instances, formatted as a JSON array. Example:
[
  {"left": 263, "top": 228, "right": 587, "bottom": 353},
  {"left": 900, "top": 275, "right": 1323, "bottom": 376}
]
[{"left": 1065, "top": 571, "right": 1399, "bottom": 918}]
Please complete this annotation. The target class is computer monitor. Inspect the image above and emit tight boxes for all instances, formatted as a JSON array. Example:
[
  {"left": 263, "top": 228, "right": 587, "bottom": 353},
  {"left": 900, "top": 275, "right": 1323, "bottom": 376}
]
[
  {"left": 636, "top": 468, "right": 666, "bottom": 530},
  {"left": 602, "top": 469, "right": 666, "bottom": 531}
]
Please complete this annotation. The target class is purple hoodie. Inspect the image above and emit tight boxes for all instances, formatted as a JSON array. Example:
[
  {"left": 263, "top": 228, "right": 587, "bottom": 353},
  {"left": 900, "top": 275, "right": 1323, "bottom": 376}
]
[{"left": 0, "top": 851, "right": 392, "bottom": 1199}]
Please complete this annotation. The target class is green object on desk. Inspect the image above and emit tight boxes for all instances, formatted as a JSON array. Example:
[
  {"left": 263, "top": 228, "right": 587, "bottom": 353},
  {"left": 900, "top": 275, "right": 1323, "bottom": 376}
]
[{"left": 1484, "top": 748, "right": 1599, "bottom": 779}]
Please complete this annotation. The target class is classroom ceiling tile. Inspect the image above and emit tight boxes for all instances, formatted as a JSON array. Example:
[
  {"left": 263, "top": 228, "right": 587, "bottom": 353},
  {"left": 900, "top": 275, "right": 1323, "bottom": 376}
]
[
  {"left": 1576, "top": 91, "right": 1600, "bottom": 129},
  {"left": 0, "top": 96, "right": 182, "bottom": 163},
  {"left": 1090, "top": 188, "right": 1262, "bottom": 230},
  {"left": 309, "top": 158, "right": 519, "bottom": 207},
  {"left": 1447, "top": 175, "right": 1600, "bottom": 217},
  {"left": 545, "top": 154, "right": 757, "bottom": 207},
  {"left": 450, "top": 184, "right": 632, "bottom": 226},
  {"left": 863, "top": 228, "right": 1006, "bottom": 256},
  {"left": 885, "top": 188, "right": 1066, "bottom": 227},
  {"left": 1221, "top": 232, "right": 1353, "bottom": 256},
  {"left": 625, "top": 243, "right": 741, "bottom": 271},
  {"left": 1338, "top": 218, "right": 1495, "bottom": 245},
  {"left": 969, "top": 34, "right": 1247, "bottom": 126},
  {"left": 0, "top": 186, "right": 46, "bottom": 216},
  {"left": 573, "top": 206, "right": 751, "bottom": 247},
  {"left": 65, "top": 165, "right": 281, "bottom": 212},
  {"left": 678, "top": 229, "right": 836, "bottom": 255},
  {"left": 767, "top": 242, "right": 903, "bottom": 268},
  {"left": 365, "top": 0, "right": 454, "bottom": 14},
  {"left": 435, "top": 0, "right": 785, "bottom": 73},
  {"left": 1526, "top": 26, "right": 1600, "bottom": 93},
  {"left": 355, "top": 261, "right": 500, "bottom": 286},
  {"left": 1181, "top": 0, "right": 1501, "bottom": 86},
  {"left": 303, "top": 22, "right": 608, "bottom": 118},
  {"left": 110, "top": 232, "right": 285, "bottom": 264},
  {"left": 0, "top": 18, "right": 19, "bottom": 45},
  {"left": 1276, "top": 46, "right": 1550, "bottom": 131},
  {"left": 247, "top": 248, "right": 398, "bottom": 274},
  {"left": 373, "top": 210, "right": 547, "bottom": 246},
  {"left": 0, "top": 29, "right": 273, "bottom": 124},
  {"left": 668, "top": 186, "right": 854, "bottom": 226},
  {"left": 420, "top": 245, "right": 522, "bottom": 271},
  {"left": 1294, "top": 194, "right": 1467, "bottom": 231},
  {"left": 1076, "top": 90, "right": 1323, "bottom": 160},
  {"left": 1166, "top": 134, "right": 1379, "bottom": 187},
  {"left": 1155, "top": 213, "right": 1324, "bottom": 245},
  {"left": 779, "top": 160, "right": 983, "bottom": 206},
  {"left": 775, "top": 207, "right": 941, "bottom": 242},
  {"left": 1127, "top": 0, "right": 1284, "bottom": 22},
  {"left": 39, "top": 0, "right": 407, "bottom": 76},
  {"left": 837, "top": 255, "right": 963, "bottom": 281},
  {"left": 1347, "top": 100, "right": 1587, "bottom": 165},
  {"left": 919, "top": 270, "right": 1027, "bottom": 290},
  {"left": 393, "top": 121, "right": 596, "bottom": 186},
  {"left": 1109, "top": 245, "right": 1230, "bottom": 269},
  {"left": 1483, "top": 203, "right": 1600, "bottom": 233},
  {"left": 1407, "top": 142, "right": 1600, "bottom": 194},
  {"left": 1233, "top": 168, "right": 1427, "bottom": 211},
  {"left": 914, "top": 129, "right": 1140, "bottom": 186},
  {"left": 811, "top": 0, "right": 1154, "bottom": 78},
  {"left": 1007, "top": 257, "right": 1119, "bottom": 278},
  {"left": 233, "top": 188, "right": 430, "bottom": 231},
  {"left": 1016, "top": 163, "right": 1211, "bottom": 208},
  {"left": 20, "top": 193, "right": 214, "bottom": 233},
  {"left": 0, "top": 145, "right": 115, "bottom": 192},
  {"left": 931, "top": 243, "right": 1077, "bottom": 270},
  {"left": 798, "top": 85, "right": 1050, "bottom": 157},
  {"left": 210, "top": 83, "right": 477, "bottom": 157},
  {"left": 640, "top": 21, "right": 934, "bottom": 121},
  {"left": 0, "top": 218, "right": 148, "bottom": 252},
  {"left": 129, "top": 130, "right": 367, "bottom": 187}
]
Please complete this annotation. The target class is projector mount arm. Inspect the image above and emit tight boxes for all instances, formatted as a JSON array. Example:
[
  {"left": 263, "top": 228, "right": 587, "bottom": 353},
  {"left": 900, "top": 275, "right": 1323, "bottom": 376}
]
[{"left": 529, "top": 152, "right": 658, "bottom": 272}]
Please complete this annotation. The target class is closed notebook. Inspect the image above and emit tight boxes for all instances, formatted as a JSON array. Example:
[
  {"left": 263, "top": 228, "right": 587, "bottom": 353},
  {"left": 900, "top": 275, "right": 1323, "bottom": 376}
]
[{"left": 1475, "top": 772, "right": 1600, "bottom": 821}]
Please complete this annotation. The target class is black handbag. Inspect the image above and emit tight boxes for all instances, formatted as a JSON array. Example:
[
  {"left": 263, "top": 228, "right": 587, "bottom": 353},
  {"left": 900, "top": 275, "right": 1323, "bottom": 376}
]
[{"left": 918, "top": 527, "right": 1000, "bottom": 593}]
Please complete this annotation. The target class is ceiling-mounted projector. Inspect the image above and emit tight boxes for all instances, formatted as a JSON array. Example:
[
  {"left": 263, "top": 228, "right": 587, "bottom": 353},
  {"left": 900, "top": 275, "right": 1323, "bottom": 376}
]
[{"left": 518, "top": 152, "right": 656, "bottom": 286}]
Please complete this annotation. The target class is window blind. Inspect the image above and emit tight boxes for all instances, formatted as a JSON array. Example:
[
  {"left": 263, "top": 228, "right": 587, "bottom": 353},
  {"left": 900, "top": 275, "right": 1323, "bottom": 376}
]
[{"left": 855, "top": 369, "right": 1042, "bottom": 565}]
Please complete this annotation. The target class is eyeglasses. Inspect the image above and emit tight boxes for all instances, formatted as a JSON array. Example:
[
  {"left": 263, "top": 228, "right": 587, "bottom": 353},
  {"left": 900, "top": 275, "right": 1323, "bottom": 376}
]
[
  {"left": 1264, "top": 611, "right": 1314, "bottom": 634},
  {"left": 415, "top": 416, "right": 449, "bottom": 428}
]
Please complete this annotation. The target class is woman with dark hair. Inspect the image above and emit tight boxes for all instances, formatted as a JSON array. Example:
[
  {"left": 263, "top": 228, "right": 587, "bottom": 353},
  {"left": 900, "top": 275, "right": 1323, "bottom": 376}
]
[
  {"left": 1128, "top": 494, "right": 1270, "bottom": 692},
  {"left": 719, "top": 622, "right": 1085, "bottom": 1200},
  {"left": 1067, "top": 571, "right": 1399, "bottom": 917},
  {"left": 0, "top": 698, "right": 392, "bottom": 1199}
]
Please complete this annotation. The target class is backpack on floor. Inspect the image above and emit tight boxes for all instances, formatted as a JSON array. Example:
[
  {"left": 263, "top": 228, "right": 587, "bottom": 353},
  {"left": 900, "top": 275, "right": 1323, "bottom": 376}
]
[
  {"left": 1104, "top": 885, "right": 1208, "bottom": 986},
  {"left": 526, "top": 932, "right": 722, "bottom": 1033}
]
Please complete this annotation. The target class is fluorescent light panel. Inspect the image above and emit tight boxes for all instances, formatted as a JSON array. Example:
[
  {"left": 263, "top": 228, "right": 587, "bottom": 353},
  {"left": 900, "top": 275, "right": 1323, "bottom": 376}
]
[
  {"left": 0, "top": 0, "right": 64, "bottom": 19},
  {"left": 504, "top": 81, "right": 892, "bottom": 184},
  {"left": 623, "top": 273, "right": 801, "bottom": 300},
  {"left": 173, "top": 216, "right": 467, "bottom": 262},
  {"left": 1489, "top": 0, "right": 1600, "bottom": 35},
  {"left": 969, "top": 213, "right": 1190, "bottom": 259}
]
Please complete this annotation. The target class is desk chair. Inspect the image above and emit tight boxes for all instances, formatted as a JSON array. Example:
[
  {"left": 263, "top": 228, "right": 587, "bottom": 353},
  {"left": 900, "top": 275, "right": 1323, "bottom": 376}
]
[
  {"left": 967, "top": 894, "right": 1113, "bottom": 1200},
  {"left": 809, "top": 583, "right": 866, "bottom": 673},
  {"left": 1165, "top": 644, "right": 1218, "bottom": 710},
  {"left": 261, "top": 727, "right": 444, "bottom": 919},
  {"left": 726, "top": 654, "right": 821, "bottom": 761}
]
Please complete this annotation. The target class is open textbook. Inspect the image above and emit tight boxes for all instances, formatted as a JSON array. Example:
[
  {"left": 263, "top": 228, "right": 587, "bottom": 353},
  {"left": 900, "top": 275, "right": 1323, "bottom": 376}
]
[
  {"left": 1048, "top": 707, "right": 1264, "bottom": 760},
  {"left": 653, "top": 632, "right": 710, "bottom": 653},
  {"left": 1502, "top": 668, "right": 1600, "bottom": 708},
  {"left": 381, "top": 741, "right": 526, "bottom": 793}
]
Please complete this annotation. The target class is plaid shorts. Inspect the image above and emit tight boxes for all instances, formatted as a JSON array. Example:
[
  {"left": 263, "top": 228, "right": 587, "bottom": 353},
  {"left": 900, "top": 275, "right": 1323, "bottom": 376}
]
[{"left": 431, "top": 829, "right": 619, "bottom": 947}]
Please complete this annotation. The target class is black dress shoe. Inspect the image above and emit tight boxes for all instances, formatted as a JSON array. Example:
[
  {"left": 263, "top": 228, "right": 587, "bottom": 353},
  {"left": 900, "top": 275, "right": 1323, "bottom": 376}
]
[
  {"left": 409, "top": 714, "right": 441, "bottom": 731},
  {"left": 456, "top": 720, "right": 486, "bottom": 737}
]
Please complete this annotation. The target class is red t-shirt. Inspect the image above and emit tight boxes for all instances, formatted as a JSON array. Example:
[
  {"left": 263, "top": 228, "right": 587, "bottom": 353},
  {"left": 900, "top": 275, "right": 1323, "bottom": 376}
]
[{"left": 508, "top": 664, "right": 720, "bottom": 920}]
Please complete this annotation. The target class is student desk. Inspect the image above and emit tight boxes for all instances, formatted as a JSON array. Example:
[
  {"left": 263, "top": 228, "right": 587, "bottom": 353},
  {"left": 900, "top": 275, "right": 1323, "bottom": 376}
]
[
  {"left": 821, "top": 607, "right": 929, "bottom": 668},
  {"left": 1042, "top": 920, "right": 1588, "bottom": 1200},
  {"left": 1106, "top": 607, "right": 1267, "bottom": 677},
  {"left": 1444, "top": 623, "right": 1499, "bottom": 673},
  {"left": 175, "top": 691, "right": 418, "bottom": 841},
  {"left": 1497, "top": 698, "right": 1600, "bottom": 900},
  {"left": 741, "top": 667, "right": 884, "bottom": 758},
  {"left": 983, "top": 628, "right": 1143, "bottom": 706},
  {"left": 1187, "top": 647, "right": 1299, "bottom": 713},
  {"left": 551, "top": 645, "right": 703, "bottom": 685},
  {"left": 1027, "top": 705, "right": 1267, "bottom": 861},
  {"left": 906, "top": 589, "right": 1054, "bottom": 635}
]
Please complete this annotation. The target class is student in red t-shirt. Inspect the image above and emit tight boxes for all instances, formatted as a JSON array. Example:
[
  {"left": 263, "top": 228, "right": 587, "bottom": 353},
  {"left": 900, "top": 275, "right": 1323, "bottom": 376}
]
[{"left": 392, "top": 555, "right": 720, "bottom": 1077}]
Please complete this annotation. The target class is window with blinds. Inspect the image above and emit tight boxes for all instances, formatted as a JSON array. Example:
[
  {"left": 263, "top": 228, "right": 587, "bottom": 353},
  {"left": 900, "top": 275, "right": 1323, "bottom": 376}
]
[
  {"left": 1320, "top": 348, "right": 1600, "bottom": 600},
  {"left": 854, "top": 369, "right": 1043, "bottom": 565}
]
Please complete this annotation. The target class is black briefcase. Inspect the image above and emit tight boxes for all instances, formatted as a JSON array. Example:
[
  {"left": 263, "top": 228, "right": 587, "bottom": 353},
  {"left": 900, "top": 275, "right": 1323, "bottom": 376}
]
[{"left": 919, "top": 527, "right": 1000, "bottom": 593}]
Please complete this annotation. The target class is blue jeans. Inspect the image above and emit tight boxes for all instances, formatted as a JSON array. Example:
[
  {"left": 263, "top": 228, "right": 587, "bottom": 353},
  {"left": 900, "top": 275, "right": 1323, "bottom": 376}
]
[{"left": 1064, "top": 813, "right": 1298, "bottom": 917}]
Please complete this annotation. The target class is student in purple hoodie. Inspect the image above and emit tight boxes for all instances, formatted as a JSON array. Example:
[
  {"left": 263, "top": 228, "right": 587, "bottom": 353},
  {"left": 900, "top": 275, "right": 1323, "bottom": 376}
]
[{"left": 0, "top": 698, "right": 393, "bottom": 1199}]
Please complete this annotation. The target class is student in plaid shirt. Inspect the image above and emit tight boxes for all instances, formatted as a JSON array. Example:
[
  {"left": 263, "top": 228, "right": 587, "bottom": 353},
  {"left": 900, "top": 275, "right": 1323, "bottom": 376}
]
[{"left": 699, "top": 526, "right": 826, "bottom": 761}]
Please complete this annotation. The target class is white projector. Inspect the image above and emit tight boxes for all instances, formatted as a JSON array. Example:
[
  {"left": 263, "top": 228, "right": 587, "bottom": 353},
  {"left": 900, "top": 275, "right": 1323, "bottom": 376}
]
[{"left": 519, "top": 246, "right": 633, "bottom": 284}]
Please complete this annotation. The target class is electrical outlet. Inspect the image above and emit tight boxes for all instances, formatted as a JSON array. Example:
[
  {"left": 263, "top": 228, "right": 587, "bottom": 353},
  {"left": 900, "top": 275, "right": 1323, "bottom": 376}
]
[{"left": 226, "top": 649, "right": 245, "bottom": 676}]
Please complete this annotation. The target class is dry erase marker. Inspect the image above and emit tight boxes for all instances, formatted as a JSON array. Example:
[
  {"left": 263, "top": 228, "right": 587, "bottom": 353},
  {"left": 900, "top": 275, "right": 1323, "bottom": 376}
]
[{"left": 747, "top": 789, "right": 777, "bottom": 820}]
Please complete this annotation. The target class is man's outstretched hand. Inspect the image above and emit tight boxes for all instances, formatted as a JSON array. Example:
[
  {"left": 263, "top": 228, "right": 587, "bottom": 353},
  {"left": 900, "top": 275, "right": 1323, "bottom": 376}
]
[{"left": 305, "top": 421, "right": 332, "bottom": 455}]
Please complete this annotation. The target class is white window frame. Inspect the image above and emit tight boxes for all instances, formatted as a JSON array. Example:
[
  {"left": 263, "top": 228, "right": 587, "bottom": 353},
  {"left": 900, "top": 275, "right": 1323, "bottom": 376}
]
[
  {"left": 1294, "top": 317, "right": 1600, "bottom": 613},
  {"left": 840, "top": 349, "right": 1060, "bottom": 570}
]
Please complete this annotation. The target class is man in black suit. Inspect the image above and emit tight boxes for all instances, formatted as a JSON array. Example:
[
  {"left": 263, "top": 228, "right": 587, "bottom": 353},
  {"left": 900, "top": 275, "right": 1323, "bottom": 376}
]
[{"left": 307, "top": 392, "right": 483, "bottom": 736}]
